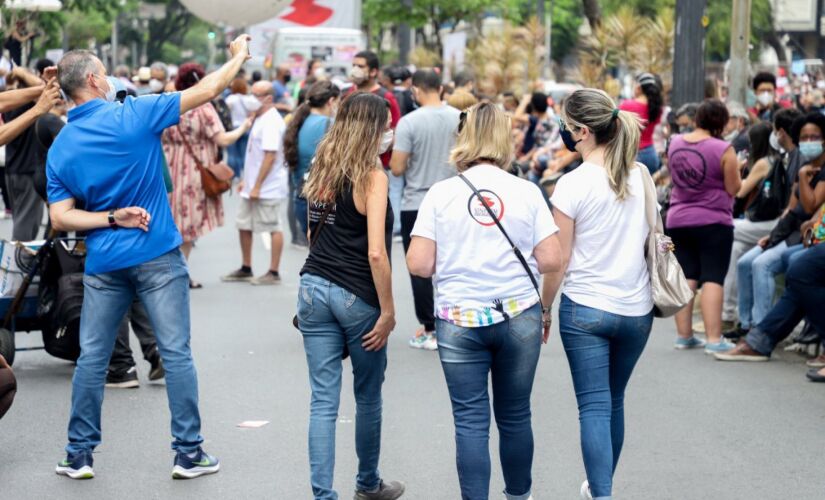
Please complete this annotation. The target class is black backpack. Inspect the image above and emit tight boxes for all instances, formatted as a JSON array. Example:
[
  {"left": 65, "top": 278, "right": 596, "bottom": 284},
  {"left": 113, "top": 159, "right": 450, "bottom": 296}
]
[{"left": 745, "top": 156, "right": 789, "bottom": 222}]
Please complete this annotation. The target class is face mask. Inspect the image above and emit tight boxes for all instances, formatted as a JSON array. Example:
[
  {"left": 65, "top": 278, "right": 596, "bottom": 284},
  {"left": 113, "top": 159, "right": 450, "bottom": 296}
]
[
  {"left": 757, "top": 91, "right": 774, "bottom": 107},
  {"left": 769, "top": 131, "right": 784, "bottom": 153},
  {"left": 799, "top": 140, "right": 823, "bottom": 161},
  {"left": 679, "top": 126, "right": 694, "bottom": 134},
  {"left": 99, "top": 75, "right": 116, "bottom": 103},
  {"left": 284, "top": 74, "right": 292, "bottom": 84},
  {"left": 313, "top": 67, "right": 326, "bottom": 80},
  {"left": 560, "top": 128, "right": 580, "bottom": 153},
  {"left": 724, "top": 130, "right": 739, "bottom": 142},
  {"left": 242, "top": 94, "right": 263, "bottom": 113},
  {"left": 149, "top": 78, "right": 164, "bottom": 93},
  {"left": 350, "top": 66, "right": 368, "bottom": 85},
  {"left": 379, "top": 129, "right": 394, "bottom": 154}
]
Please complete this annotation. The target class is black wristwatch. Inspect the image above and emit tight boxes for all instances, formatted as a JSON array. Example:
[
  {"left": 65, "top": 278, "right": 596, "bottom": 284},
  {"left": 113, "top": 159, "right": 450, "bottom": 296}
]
[{"left": 108, "top": 209, "right": 118, "bottom": 230}]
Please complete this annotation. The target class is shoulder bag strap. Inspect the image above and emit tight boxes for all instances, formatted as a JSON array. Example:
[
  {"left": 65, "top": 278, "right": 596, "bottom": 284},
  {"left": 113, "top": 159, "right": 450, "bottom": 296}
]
[
  {"left": 458, "top": 173, "right": 543, "bottom": 307},
  {"left": 308, "top": 201, "right": 335, "bottom": 249},
  {"left": 176, "top": 124, "right": 206, "bottom": 172},
  {"left": 638, "top": 163, "right": 661, "bottom": 235}
]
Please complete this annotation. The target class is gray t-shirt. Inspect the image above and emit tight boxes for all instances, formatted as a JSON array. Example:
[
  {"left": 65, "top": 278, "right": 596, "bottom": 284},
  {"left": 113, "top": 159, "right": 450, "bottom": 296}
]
[{"left": 394, "top": 104, "right": 460, "bottom": 211}]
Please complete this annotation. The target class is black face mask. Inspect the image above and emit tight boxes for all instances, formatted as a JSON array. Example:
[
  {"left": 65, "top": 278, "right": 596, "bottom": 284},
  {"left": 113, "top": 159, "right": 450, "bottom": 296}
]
[
  {"left": 559, "top": 119, "right": 581, "bottom": 152},
  {"left": 284, "top": 74, "right": 292, "bottom": 84}
]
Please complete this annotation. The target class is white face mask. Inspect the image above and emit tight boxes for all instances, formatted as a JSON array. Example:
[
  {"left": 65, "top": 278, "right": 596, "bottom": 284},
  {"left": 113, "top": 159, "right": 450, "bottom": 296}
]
[
  {"left": 149, "top": 78, "right": 165, "bottom": 93},
  {"left": 757, "top": 91, "right": 774, "bottom": 107},
  {"left": 350, "top": 66, "right": 368, "bottom": 85},
  {"left": 102, "top": 75, "right": 117, "bottom": 102},
  {"left": 313, "top": 67, "right": 326, "bottom": 80},
  {"left": 379, "top": 129, "right": 394, "bottom": 154},
  {"left": 242, "top": 94, "right": 263, "bottom": 113},
  {"left": 769, "top": 131, "right": 784, "bottom": 153},
  {"left": 724, "top": 130, "right": 739, "bottom": 142}
]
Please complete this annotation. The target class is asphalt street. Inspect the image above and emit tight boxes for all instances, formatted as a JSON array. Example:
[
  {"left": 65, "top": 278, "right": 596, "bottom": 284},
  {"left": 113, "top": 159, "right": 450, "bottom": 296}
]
[{"left": 1, "top": 195, "right": 823, "bottom": 500}]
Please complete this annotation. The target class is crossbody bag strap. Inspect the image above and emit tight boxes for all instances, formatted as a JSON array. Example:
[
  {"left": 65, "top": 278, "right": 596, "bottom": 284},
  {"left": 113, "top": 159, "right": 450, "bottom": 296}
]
[
  {"left": 176, "top": 124, "right": 207, "bottom": 171},
  {"left": 308, "top": 201, "right": 335, "bottom": 249},
  {"left": 458, "top": 173, "right": 543, "bottom": 307}
]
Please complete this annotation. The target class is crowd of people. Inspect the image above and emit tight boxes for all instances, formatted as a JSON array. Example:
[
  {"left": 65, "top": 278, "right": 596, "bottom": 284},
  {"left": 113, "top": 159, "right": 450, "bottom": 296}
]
[{"left": 0, "top": 32, "right": 823, "bottom": 500}]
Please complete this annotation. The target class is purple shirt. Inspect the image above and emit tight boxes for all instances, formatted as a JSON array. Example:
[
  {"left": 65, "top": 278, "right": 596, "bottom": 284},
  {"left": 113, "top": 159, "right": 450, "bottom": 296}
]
[{"left": 666, "top": 135, "right": 733, "bottom": 229}]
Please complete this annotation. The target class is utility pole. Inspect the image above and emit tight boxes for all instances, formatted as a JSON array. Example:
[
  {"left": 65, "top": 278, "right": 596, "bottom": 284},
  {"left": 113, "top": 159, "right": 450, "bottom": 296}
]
[
  {"left": 728, "top": 0, "right": 751, "bottom": 106},
  {"left": 672, "top": 0, "right": 708, "bottom": 108},
  {"left": 111, "top": 14, "right": 119, "bottom": 70},
  {"left": 399, "top": 0, "right": 412, "bottom": 65}
]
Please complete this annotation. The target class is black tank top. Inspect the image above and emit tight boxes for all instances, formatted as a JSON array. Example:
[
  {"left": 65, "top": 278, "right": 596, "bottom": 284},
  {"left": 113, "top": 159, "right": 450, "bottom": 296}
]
[{"left": 300, "top": 185, "right": 393, "bottom": 308}]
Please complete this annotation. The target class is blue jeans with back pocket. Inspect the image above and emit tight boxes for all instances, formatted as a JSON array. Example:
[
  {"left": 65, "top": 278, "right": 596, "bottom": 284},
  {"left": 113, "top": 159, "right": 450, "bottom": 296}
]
[
  {"left": 558, "top": 295, "right": 653, "bottom": 500},
  {"left": 436, "top": 303, "right": 542, "bottom": 500},
  {"left": 297, "top": 273, "right": 386, "bottom": 500}
]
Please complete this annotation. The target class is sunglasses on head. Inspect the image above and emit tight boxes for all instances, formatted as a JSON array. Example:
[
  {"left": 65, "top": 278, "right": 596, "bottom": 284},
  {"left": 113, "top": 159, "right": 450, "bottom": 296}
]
[{"left": 458, "top": 102, "right": 495, "bottom": 134}]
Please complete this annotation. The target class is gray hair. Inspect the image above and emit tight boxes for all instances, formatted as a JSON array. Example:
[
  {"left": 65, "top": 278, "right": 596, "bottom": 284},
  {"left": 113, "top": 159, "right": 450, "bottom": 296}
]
[
  {"left": 58, "top": 50, "right": 100, "bottom": 100},
  {"left": 150, "top": 62, "right": 168, "bottom": 79},
  {"left": 727, "top": 101, "right": 750, "bottom": 122},
  {"left": 676, "top": 103, "right": 699, "bottom": 120}
]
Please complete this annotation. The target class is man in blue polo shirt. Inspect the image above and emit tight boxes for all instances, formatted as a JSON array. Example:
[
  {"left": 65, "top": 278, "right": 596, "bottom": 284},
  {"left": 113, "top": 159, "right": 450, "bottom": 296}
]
[{"left": 47, "top": 35, "right": 252, "bottom": 480}]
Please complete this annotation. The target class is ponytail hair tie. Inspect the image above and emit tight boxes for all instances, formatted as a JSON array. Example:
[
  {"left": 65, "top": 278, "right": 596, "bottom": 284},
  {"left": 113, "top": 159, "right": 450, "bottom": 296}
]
[{"left": 611, "top": 108, "right": 620, "bottom": 121}]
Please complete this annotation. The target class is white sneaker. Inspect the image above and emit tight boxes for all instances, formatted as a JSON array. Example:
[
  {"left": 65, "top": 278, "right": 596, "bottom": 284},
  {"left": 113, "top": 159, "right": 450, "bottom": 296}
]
[
  {"left": 580, "top": 480, "right": 593, "bottom": 500},
  {"left": 408, "top": 332, "right": 438, "bottom": 351}
]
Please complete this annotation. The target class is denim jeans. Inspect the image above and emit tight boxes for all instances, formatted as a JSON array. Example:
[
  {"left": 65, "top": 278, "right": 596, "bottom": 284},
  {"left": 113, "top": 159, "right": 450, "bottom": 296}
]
[
  {"left": 294, "top": 194, "right": 309, "bottom": 237},
  {"left": 737, "top": 243, "right": 806, "bottom": 328},
  {"left": 558, "top": 295, "right": 653, "bottom": 500},
  {"left": 387, "top": 170, "right": 404, "bottom": 236},
  {"left": 747, "top": 244, "right": 825, "bottom": 355},
  {"left": 297, "top": 273, "right": 387, "bottom": 500},
  {"left": 436, "top": 304, "right": 542, "bottom": 500},
  {"left": 636, "top": 145, "right": 661, "bottom": 175},
  {"left": 227, "top": 131, "right": 249, "bottom": 177},
  {"left": 66, "top": 249, "right": 203, "bottom": 455},
  {"left": 108, "top": 300, "right": 158, "bottom": 374}
]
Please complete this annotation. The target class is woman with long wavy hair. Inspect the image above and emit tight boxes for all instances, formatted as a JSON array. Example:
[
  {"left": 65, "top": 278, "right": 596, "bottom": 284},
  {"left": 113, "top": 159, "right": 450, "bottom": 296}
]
[
  {"left": 297, "top": 92, "right": 405, "bottom": 500},
  {"left": 283, "top": 80, "right": 340, "bottom": 237}
]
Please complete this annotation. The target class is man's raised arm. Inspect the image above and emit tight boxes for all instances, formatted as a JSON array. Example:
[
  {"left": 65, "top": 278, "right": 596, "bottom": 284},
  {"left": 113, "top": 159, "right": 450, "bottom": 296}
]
[{"left": 179, "top": 34, "right": 251, "bottom": 115}]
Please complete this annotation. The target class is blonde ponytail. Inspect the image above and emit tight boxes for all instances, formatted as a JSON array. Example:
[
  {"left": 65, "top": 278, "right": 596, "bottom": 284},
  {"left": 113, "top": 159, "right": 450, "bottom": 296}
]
[{"left": 562, "top": 89, "right": 642, "bottom": 200}]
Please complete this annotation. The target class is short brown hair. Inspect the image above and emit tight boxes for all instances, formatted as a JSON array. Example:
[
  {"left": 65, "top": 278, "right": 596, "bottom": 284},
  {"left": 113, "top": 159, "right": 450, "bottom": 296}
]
[
  {"left": 695, "top": 99, "right": 729, "bottom": 139},
  {"left": 230, "top": 77, "right": 247, "bottom": 95}
]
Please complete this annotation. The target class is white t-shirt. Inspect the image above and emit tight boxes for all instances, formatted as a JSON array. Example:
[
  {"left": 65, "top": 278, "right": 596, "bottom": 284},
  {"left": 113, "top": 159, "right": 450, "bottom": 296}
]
[
  {"left": 412, "top": 164, "right": 559, "bottom": 327},
  {"left": 550, "top": 162, "right": 653, "bottom": 316},
  {"left": 226, "top": 93, "right": 255, "bottom": 128},
  {"left": 242, "top": 108, "right": 287, "bottom": 200}
]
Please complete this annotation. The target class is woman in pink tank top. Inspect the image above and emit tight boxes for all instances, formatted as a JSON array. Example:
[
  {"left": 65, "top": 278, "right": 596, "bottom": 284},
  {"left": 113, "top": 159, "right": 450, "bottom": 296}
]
[{"left": 666, "top": 99, "right": 742, "bottom": 353}]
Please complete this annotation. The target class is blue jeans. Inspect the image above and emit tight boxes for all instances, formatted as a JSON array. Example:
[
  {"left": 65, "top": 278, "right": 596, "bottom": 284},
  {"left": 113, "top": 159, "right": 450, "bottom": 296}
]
[
  {"left": 66, "top": 249, "right": 202, "bottom": 455},
  {"left": 746, "top": 244, "right": 825, "bottom": 355},
  {"left": 436, "top": 304, "right": 542, "bottom": 500},
  {"left": 294, "top": 194, "right": 308, "bottom": 237},
  {"left": 558, "top": 296, "right": 653, "bottom": 500},
  {"left": 227, "top": 131, "right": 249, "bottom": 177},
  {"left": 737, "top": 242, "right": 804, "bottom": 328},
  {"left": 387, "top": 170, "right": 404, "bottom": 236},
  {"left": 297, "top": 274, "right": 386, "bottom": 500},
  {"left": 636, "top": 145, "right": 661, "bottom": 174}
]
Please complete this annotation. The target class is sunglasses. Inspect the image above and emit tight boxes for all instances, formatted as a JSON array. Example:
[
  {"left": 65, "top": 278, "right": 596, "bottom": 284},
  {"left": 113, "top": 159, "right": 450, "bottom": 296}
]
[{"left": 457, "top": 102, "right": 497, "bottom": 134}]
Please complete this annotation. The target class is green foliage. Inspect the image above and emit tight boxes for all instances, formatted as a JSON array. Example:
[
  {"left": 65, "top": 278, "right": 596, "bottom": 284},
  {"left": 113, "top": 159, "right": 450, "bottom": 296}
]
[{"left": 704, "top": 0, "right": 774, "bottom": 61}]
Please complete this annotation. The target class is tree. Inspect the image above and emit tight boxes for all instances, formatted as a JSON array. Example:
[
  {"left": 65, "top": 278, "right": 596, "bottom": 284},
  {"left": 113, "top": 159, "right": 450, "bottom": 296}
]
[{"left": 704, "top": 0, "right": 776, "bottom": 62}]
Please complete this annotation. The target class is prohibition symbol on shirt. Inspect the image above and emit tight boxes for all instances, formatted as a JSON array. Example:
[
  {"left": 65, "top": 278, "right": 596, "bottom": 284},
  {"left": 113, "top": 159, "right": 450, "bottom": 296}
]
[
  {"left": 467, "top": 190, "right": 505, "bottom": 226},
  {"left": 669, "top": 147, "right": 707, "bottom": 189}
]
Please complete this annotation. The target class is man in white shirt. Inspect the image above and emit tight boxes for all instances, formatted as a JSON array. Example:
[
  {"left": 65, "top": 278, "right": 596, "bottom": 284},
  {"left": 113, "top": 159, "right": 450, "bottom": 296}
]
[{"left": 221, "top": 81, "right": 288, "bottom": 285}]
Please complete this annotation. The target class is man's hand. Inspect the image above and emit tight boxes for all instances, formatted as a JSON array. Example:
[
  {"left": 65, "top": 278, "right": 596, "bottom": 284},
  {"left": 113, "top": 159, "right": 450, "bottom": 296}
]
[
  {"left": 362, "top": 313, "right": 396, "bottom": 352},
  {"left": 114, "top": 207, "right": 151, "bottom": 232},
  {"left": 228, "top": 34, "right": 252, "bottom": 61},
  {"left": 41, "top": 66, "right": 58, "bottom": 82},
  {"left": 249, "top": 186, "right": 261, "bottom": 200},
  {"left": 758, "top": 235, "right": 770, "bottom": 249},
  {"left": 33, "top": 79, "right": 61, "bottom": 116},
  {"left": 542, "top": 307, "right": 553, "bottom": 344},
  {"left": 237, "top": 180, "right": 245, "bottom": 193}
]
